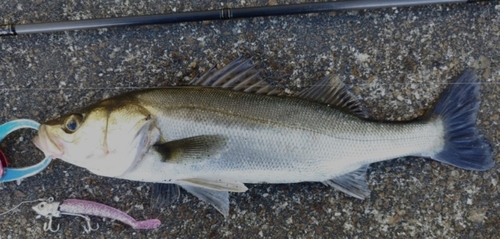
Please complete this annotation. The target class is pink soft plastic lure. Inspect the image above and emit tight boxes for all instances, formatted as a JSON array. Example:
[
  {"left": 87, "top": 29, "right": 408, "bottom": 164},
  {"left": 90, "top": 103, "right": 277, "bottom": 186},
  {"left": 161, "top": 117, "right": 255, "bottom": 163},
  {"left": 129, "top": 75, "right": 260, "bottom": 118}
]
[{"left": 33, "top": 197, "right": 161, "bottom": 233}]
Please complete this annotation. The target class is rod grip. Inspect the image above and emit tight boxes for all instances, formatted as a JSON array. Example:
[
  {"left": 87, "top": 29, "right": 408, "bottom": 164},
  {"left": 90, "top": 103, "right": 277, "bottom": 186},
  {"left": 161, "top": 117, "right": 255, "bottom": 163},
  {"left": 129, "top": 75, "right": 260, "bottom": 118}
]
[{"left": 0, "top": 24, "right": 16, "bottom": 36}]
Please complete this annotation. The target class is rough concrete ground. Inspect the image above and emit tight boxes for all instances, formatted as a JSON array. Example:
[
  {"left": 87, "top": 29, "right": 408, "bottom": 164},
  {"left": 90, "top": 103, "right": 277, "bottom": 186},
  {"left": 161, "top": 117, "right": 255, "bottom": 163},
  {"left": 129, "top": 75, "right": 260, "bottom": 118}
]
[{"left": 0, "top": 0, "right": 499, "bottom": 238}]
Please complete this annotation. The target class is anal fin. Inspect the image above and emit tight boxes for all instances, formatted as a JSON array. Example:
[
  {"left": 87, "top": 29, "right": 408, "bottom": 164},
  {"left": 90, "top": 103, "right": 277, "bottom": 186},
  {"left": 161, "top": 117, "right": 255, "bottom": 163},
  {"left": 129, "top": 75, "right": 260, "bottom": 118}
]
[{"left": 323, "top": 165, "right": 370, "bottom": 199}]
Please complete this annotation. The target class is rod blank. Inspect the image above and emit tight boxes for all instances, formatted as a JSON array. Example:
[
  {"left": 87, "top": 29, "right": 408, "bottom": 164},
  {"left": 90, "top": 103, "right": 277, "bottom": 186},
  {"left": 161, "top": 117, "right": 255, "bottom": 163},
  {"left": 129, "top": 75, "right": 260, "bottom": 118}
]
[{"left": 0, "top": 0, "right": 478, "bottom": 36}]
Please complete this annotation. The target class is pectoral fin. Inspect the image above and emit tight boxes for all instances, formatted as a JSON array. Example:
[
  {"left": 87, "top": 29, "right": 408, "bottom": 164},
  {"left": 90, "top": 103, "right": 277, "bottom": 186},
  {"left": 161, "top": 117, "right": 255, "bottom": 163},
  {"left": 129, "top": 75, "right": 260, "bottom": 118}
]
[
  {"left": 150, "top": 183, "right": 180, "bottom": 208},
  {"left": 178, "top": 183, "right": 230, "bottom": 217},
  {"left": 177, "top": 178, "right": 248, "bottom": 192},
  {"left": 323, "top": 165, "right": 370, "bottom": 199},
  {"left": 154, "top": 135, "right": 228, "bottom": 163}
]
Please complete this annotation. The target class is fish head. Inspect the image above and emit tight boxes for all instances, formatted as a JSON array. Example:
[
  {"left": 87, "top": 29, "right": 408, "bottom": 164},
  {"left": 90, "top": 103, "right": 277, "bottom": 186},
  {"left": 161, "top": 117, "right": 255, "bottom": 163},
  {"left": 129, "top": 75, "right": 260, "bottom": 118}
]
[
  {"left": 33, "top": 108, "right": 109, "bottom": 164},
  {"left": 33, "top": 99, "right": 160, "bottom": 177}
]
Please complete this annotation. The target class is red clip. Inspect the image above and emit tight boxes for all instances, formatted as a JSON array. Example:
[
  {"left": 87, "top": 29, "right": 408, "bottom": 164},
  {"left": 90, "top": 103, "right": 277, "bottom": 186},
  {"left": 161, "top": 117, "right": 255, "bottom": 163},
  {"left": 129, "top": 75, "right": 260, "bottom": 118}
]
[{"left": 0, "top": 149, "right": 7, "bottom": 176}]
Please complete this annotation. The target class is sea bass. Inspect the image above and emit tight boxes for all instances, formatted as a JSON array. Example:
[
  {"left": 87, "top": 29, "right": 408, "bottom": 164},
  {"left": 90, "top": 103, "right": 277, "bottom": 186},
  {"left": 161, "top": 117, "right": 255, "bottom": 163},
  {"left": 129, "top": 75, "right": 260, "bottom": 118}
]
[{"left": 33, "top": 58, "right": 494, "bottom": 216}]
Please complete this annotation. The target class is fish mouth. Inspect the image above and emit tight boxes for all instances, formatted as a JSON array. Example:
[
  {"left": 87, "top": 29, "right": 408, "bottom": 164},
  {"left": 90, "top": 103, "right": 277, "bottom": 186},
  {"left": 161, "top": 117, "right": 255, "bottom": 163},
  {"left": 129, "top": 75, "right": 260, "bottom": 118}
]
[{"left": 33, "top": 125, "right": 64, "bottom": 158}]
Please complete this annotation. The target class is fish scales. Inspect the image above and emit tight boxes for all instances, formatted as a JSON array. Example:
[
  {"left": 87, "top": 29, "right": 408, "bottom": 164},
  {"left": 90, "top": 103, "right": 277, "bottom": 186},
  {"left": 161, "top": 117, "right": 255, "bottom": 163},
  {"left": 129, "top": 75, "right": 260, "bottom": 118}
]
[{"left": 122, "top": 87, "right": 444, "bottom": 183}]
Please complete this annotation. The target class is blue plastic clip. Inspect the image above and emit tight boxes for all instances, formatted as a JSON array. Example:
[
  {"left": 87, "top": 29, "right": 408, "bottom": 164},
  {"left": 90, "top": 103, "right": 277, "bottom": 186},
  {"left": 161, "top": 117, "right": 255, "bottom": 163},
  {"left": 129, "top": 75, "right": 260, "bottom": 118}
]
[{"left": 0, "top": 119, "right": 52, "bottom": 183}]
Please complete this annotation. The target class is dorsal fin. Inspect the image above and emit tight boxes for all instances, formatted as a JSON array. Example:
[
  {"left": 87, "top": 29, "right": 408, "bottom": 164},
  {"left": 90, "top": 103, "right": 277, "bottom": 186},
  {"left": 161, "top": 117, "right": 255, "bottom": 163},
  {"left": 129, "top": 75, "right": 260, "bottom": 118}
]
[
  {"left": 189, "top": 58, "right": 281, "bottom": 96},
  {"left": 190, "top": 58, "right": 368, "bottom": 118},
  {"left": 297, "top": 75, "right": 368, "bottom": 118}
]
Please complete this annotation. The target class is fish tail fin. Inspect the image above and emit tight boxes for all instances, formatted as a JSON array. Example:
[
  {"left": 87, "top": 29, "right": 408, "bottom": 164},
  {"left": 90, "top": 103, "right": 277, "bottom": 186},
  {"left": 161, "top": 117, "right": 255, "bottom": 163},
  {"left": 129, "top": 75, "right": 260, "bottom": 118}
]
[{"left": 430, "top": 69, "right": 494, "bottom": 171}]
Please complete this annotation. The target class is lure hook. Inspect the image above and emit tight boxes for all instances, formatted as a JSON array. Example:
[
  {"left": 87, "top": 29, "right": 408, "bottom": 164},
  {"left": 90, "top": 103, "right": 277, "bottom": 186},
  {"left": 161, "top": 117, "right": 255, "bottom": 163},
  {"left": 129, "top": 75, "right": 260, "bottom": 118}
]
[
  {"left": 61, "top": 212, "right": 100, "bottom": 233},
  {"left": 83, "top": 216, "right": 99, "bottom": 233},
  {"left": 42, "top": 216, "right": 60, "bottom": 232}
]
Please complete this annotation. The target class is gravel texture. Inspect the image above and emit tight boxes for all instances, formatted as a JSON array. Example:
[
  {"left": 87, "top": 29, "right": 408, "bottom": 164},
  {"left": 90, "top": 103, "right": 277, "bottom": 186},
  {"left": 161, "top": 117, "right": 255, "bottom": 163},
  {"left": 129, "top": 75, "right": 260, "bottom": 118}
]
[{"left": 0, "top": 0, "right": 499, "bottom": 238}]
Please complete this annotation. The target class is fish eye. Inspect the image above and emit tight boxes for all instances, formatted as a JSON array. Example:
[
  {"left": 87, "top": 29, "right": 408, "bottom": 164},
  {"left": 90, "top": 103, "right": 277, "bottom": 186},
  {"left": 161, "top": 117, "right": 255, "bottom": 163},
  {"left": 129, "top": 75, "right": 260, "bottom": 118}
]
[
  {"left": 39, "top": 203, "right": 45, "bottom": 209},
  {"left": 62, "top": 114, "right": 83, "bottom": 133}
]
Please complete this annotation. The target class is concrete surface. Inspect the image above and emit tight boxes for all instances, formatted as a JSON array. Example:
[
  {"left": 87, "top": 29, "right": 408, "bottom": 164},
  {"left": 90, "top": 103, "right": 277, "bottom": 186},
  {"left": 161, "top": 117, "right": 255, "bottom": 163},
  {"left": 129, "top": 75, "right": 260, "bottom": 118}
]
[{"left": 0, "top": 0, "right": 499, "bottom": 238}]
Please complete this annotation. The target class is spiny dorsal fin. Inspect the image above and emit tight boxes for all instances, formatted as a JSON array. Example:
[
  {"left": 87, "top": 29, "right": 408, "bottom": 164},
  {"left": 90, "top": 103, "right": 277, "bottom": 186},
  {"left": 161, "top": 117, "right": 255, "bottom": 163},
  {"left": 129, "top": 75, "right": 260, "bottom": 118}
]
[
  {"left": 190, "top": 58, "right": 281, "bottom": 96},
  {"left": 297, "top": 75, "right": 368, "bottom": 118},
  {"left": 322, "top": 165, "right": 370, "bottom": 199}
]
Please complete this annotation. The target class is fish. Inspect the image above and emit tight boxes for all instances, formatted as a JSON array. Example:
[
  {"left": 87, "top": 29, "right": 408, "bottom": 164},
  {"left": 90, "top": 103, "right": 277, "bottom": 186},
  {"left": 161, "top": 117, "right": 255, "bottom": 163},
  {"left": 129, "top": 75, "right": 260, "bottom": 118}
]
[{"left": 33, "top": 58, "right": 494, "bottom": 216}]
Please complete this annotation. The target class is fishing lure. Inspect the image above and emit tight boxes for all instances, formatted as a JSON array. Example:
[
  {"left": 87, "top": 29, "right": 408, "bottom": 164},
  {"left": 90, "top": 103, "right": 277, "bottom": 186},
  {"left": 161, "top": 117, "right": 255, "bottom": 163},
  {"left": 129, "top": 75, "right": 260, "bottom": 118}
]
[
  {"left": 0, "top": 119, "right": 52, "bottom": 183},
  {"left": 33, "top": 197, "right": 161, "bottom": 233}
]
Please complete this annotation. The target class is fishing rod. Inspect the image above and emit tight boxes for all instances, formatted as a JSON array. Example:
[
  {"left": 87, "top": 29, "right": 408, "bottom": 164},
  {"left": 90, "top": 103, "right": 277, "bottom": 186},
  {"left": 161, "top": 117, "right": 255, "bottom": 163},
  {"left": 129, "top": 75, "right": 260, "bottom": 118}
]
[{"left": 0, "top": 0, "right": 488, "bottom": 36}]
